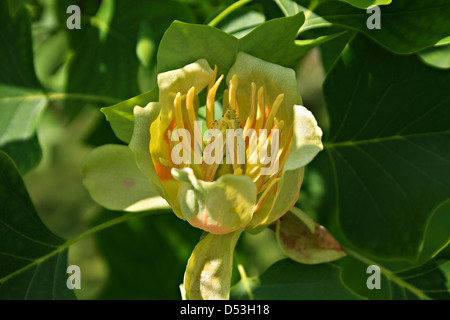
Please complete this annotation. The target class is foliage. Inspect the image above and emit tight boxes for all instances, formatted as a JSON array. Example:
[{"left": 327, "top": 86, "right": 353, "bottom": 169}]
[{"left": 0, "top": 0, "right": 449, "bottom": 300}]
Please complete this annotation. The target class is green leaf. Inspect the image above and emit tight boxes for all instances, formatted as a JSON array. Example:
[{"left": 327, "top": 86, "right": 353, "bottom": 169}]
[
  {"left": 0, "top": 135, "right": 42, "bottom": 175},
  {"left": 336, "top": 241, "right": 450, "bottom": 300},
  {"left": 157, "top": 12, "right": 305, "bottom": 74},
  {"left": 274, "top": 0, "right": 306, "bottom": 17},
  {"left": 323, "top": 35, "right": 450, "bottom": 261},
  {"left": 238, "top": 12, "right": 306, "bottom": 66},
  {"left": 81, "top": 144, "right": 169, "bottom": 212},
  {"left": 214, "top": 4, "right": 266, "bottom": 39},
  {"left": 335, "top": 253, "right": 424, "bottom": 300},
  {"left": 418, "top": 201, "right": 450, "bottom": 264},
  {"left": 157, "top": 21, "right": 238, "bottom": 75},
  {"left": 274, "top": 0, "right": 354, "bottom": 62},
  {"left": 100, "top": 87, "right": 158, "bottom": 143},
  {"left": 0, "top": 151, "right": 75, "bottom": 300},
  {"left": 319, "top": 30, "right": 355, "bottom": 73},
  {"left": 310, "top": 0, "right": 450, "bottom": 54},
  {"left": 0, "top": 1, "right": 47, "bottom": 153},
  {"left": 294, "top": 31, "right": 348, "bottom": 62},
  {"left": 231, "top": 259, "right": 360, "bottom": 299},
  {"left": 396, "top": 241, "right": 450, "bottom": 299},
  {"left": 299, "top": 150, "right": 450, "bottom": 300}
]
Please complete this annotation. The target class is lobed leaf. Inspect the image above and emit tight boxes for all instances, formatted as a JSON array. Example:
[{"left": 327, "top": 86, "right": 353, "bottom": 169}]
[{"left": 323, "top": 35, "right": 450, "bottom": 261}]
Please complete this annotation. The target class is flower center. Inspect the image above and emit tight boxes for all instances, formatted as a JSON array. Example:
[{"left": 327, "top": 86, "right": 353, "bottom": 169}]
[{"left": 164, "top": 66, "right": 293, "bottom": 201}]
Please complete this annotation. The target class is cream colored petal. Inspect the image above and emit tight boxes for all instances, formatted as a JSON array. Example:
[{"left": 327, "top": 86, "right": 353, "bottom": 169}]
[
  {"left": 148, "top": 60, "right": 216, "bottom": 219},
  {"left": 183, "top": 230, "right": 242, "bottom": 300},
  {"left": 284, "top": 105, "right": 323, "bottom": 171},
  {"left": 172, "top": 167, "right": 256, "bottom": 234},
  {"left": 81, "top": 144, "right": 169, "bottom": 212},
  {"left": 248, "top": 166, "right": 304, "bottom": 228},
  {"left": 129, "top": 102, "right": 164, "bottom": 197},
  {"left": 157, "top": 59, "right": 214, "bottom": 132},
  {"left": 225, "top": 52, "right": 302, "bottom": 137}
]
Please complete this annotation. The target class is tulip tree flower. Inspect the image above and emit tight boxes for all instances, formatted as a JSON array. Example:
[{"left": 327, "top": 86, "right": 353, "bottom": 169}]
[
  {"left": 82, "top": 52, "right": 345, "bottom": 300},
  {"left": 144, "top": 52, "right": 323, "bottom": 231}
]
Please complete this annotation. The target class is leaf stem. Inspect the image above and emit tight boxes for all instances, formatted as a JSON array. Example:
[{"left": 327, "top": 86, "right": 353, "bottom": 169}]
[
  {"left": 208, "top": 0, "right": 253, "bottom": 27},
  {"left": 63, "top": 210, "right": 159, "bottom": 248},
  {"left": 0, "top": 206, "right": 170, "bottom": 284},
  {"left": 344, "top": 247, "right": 431, "bottom": 300}
]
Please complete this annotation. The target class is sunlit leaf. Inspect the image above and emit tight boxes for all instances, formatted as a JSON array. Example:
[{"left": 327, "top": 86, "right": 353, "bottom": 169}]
[
  {"left": 323, "top": 35, "right": 450, "bottom": 261},
  {"left": 101, "top": 87, "right": 158, "bottom": 143},
  {"left": 0, "top": 1, "right": 46, "bottom": 173}
]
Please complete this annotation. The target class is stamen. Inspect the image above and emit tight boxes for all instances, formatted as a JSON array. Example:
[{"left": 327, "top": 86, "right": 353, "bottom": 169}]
[
  {"left": 245, "top": 129, "right": 259, "bottom": 169},
  {"left": 230, "top": 124, "right": 242, "bottom": 173},
  {"left": 159, "top": 157, "right": 176, "bottom": 169},
  {"left": 173, "top": 92, "right": 193, "bottom": 157},
  {"left": 186, "top": 86, "right": 204, "bottom": 156},
  {"left": 254, "top": 87, "right": 265, "bottom": 131},
  {"left": 228, "top": 74, "right": 238, "bottom": 112},
  {"left": 244, "top": 82, "right": 257, "bottom": 133},
  {"left": 222, "top": 89, "right": 229, "bottom": 114},
  {"left": 206, "top": 74, "right": 224, "bottom": 128},
  {"left": 174, "top": 92, "right": 184, "bottom": 130},
  {"left": 170, "top": 68, "right": 291, "bottom": 185},
  {"left": 259, "top": 117, "right": 279, "bottom": 154},
  {"left": 264, "top": 94, "right": 284, "bottom": 131},
  {"left": 273, "top": 117, "right": 279, "bottom": 133},
  {"left": 278, "top": 120, "right": 285, "bottom": 132},
  {"left": 254, "top": 178, "right": 280, "bottom": 212},
  {"left": 202, "top": 134, "right": 226, "bottom": 182},
  {"left": 234, "top": 168, "right": 243, "bottom": 175},
  {"left": 258, "top": 148, "right": 283, "bottom": 193},
  {"left": 255, "top": 173, "right": 266, "bottom": 191},
  {"left": 186, "top": 87, "right": 197, "bottom": 131},
  {"left": 277, "top": 125, "right": 294, "bottom": 171},
  {"left": 208, "top": 65, "right": 218, "bottom": 92}
]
